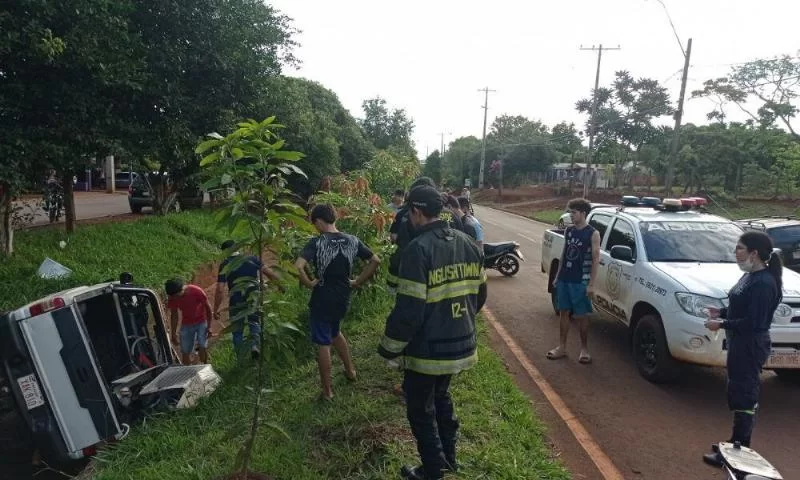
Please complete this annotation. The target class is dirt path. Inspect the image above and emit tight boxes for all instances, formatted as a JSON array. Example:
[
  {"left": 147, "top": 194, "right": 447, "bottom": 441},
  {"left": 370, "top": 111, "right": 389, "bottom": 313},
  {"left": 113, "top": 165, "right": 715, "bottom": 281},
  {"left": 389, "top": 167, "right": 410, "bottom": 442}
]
[{"left": 475, "top": 204, "right": 800, "bottom": 480}]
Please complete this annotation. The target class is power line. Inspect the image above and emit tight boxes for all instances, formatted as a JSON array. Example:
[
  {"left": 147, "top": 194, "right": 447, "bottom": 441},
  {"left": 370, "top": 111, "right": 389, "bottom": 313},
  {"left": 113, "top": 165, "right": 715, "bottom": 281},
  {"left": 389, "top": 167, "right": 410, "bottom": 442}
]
[
  {"left": 477, "top": 87, "right": 496, "bottom": 189},
  {"left": 580, "top": 44, "right": 621, "bottom": 197}
]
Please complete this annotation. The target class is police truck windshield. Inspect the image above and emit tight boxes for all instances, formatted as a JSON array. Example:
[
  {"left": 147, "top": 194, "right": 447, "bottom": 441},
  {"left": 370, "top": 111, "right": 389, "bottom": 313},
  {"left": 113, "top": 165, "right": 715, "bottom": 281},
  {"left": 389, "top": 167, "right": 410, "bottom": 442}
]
[{"left": 639, "top": 221, "right": 742, "bottom": 263}]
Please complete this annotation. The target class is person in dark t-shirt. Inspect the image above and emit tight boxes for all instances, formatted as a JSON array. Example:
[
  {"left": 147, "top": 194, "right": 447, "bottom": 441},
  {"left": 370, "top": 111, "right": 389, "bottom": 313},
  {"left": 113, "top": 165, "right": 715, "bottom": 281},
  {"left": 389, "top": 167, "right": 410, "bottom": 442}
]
[
  {"left": 295, "top": 204, "right": 381, "bottom": 400},
  {"left": 213, "top": 240, "right": 283, "bottom": 360},
  {"left": 547, "top": 198, "right": 600, "bottom": 365}
]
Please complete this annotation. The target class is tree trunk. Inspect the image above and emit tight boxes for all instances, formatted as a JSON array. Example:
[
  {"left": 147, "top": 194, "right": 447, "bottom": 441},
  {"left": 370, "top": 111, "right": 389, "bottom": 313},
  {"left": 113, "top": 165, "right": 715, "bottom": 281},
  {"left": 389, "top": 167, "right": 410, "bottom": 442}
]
[
  {"left": 734, "top": 163, "right": 742, "bottom": 199},
  {"left": 0, "top": 185, "right": 13, "bottom": 256},
  {"left": 64, "top": 169, "right": 76, "bottom": 233}
]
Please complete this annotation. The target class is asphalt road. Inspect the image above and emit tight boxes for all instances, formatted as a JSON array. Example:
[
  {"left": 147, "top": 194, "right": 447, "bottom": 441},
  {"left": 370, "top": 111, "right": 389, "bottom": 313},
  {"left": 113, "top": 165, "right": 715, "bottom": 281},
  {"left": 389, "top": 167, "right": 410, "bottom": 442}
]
[
  {"left": 475, "top": 204, "right": 800, "bottom": 480},
  {"left": 20, "top": 191, "right": 132, "bottom": 227}
]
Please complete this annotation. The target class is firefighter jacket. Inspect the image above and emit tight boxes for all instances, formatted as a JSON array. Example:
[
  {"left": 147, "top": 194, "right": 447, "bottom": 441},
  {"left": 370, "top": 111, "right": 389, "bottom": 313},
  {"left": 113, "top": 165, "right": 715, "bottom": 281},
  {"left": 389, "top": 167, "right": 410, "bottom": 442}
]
[
  {"left": 388, "top": 207, "right": 465, "bottom": 288},
  {"left": 379, "top": 220, "right": 487, "bottom": 375}
]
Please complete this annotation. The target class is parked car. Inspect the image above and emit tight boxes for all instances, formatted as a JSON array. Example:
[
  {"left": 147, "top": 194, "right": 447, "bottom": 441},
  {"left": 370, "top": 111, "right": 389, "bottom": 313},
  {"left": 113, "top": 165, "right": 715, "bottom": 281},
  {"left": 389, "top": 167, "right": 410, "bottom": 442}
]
[
  {"left": 128, "top": 172, "right": 181, "bottom": 214},
  {"left": 0, "top": 276, "right": 221, "bottom": 461},
  {"left": 736, "top": 217, "right": 800, "bottom": 272},
  {"left": 541, "top": 196, "right": 800, "bottom": 384},
  {"left": 556, "top": 202, "right": 613, "bottom": 228},
  {"left": 115, "top": 172, "right": 139, "bottom": 190}
]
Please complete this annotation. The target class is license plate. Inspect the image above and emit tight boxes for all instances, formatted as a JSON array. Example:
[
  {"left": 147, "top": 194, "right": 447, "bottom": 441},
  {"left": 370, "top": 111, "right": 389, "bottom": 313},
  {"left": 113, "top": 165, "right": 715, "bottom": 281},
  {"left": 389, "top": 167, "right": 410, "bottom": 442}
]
[
  {"left": 17, "top": 374, "right": 45, "bottom": 410},
  {"left": 141, "top": 191, "right": 150, "bottom": 197},
  {"left": 766, "top": 351, "right": 800, "bottom": 368},
  {"left": 793, "top": 250, "right": 800, "bottom": 260}
]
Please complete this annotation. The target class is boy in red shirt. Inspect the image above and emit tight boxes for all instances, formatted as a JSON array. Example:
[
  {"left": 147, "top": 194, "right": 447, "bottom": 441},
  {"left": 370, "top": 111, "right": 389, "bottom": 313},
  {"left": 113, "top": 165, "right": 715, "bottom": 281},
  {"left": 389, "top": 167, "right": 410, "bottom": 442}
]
[{"left": 165, "top": 278, "right": 213, "bottom": 364}]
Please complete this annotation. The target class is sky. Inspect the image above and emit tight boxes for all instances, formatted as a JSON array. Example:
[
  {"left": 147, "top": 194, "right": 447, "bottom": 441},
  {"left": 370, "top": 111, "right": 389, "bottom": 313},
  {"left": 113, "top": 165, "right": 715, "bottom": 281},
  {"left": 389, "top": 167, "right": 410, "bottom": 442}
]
[{"left": 268, "top": 0, "right": 799, "bottom": 159}]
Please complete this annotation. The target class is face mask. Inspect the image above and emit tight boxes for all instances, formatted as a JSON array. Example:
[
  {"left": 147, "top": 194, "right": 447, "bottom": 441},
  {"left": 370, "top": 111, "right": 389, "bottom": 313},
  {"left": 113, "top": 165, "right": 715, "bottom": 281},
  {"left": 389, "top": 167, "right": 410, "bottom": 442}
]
[{"left": 737, "top": 257, "right": 755, "bottom": 273}]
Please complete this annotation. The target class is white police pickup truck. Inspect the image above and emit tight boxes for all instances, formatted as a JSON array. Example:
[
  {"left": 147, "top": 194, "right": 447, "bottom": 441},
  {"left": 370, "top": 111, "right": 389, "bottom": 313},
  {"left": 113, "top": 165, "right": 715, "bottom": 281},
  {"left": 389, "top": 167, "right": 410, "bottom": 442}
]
[{"left": 541, "top": 197, "right": 800, "bottom": 384}]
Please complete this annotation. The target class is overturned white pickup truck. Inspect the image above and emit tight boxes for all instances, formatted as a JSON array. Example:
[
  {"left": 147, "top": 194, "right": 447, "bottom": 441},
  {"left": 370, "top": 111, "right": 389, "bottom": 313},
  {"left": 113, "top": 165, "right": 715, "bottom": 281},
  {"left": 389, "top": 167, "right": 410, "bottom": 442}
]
[
  {"left": 0, "top": 277, "right": 221, "bottom": 461},
  {"left": 541, "top": 197, "right": 800, "bottom": 384}
]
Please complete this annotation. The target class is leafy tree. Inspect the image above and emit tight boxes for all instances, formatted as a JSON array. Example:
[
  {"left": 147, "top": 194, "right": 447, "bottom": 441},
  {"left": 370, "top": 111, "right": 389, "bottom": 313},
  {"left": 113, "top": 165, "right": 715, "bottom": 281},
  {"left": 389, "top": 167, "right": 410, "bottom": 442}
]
[
  {"left": 198, "top": 117, "right": 312, "bottom": 479},
  {"left": 423, "top": 150, "right": 443, "bottom": 186},
  {"left": 362, "top": 149, "right": 421, "bottom": 199},
  {"left": 692, "top": 55, "right": 800, "bottom": 141},
  {"left": 0, "top": 0, "right": 146, "bottom": 235},
  {"left": 255, "top": 76, "right": 374, "bottom": 198},
  {"left": 576, "top": 71, "right": 673, "bottom": 187},
  {"left": 359, "top": 97, "right": 416, "bottom": 158},
  {"left": 442, "top": 136, "right": 482, "bottom": 187},
  {"left": 486, "top": 115, "right": 556, "bottom": 187},
  {"left": 124, "top": 0, "right": 298, "bottom": 214}
]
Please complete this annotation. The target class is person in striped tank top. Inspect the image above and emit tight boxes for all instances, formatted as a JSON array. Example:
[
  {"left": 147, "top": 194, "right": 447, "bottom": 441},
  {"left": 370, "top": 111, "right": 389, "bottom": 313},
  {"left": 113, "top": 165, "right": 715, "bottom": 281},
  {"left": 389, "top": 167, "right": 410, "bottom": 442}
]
[{"left": 547, "top": 198, "right": 601, "bottom": 364}]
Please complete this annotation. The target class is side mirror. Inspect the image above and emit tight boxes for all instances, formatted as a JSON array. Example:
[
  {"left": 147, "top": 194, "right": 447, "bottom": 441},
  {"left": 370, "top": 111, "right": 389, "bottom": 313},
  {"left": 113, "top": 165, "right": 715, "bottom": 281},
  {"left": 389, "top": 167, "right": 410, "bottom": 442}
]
[{"left": 610, "top": 245, "right": 634, "bottom": 263}]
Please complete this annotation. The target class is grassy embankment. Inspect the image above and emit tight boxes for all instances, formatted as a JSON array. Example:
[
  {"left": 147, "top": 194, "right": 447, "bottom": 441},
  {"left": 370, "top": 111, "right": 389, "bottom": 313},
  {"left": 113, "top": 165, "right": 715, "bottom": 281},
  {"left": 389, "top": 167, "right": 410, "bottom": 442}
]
[{"left": 1, "top": 212, "right": 569, "bottom": 480}]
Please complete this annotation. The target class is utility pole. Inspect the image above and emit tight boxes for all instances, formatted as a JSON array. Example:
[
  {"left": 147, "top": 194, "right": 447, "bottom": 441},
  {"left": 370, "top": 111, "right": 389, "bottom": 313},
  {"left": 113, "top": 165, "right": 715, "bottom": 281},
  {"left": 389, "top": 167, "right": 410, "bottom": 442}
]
[
  {"left": 665, "top": 38, "right": 692, "bottom": 194},
  {"left": 478, "top": 87, "right": 496, "bottom": 189},
  {"left": 580, "top": 44, "right": 620, "bottom": 198}
]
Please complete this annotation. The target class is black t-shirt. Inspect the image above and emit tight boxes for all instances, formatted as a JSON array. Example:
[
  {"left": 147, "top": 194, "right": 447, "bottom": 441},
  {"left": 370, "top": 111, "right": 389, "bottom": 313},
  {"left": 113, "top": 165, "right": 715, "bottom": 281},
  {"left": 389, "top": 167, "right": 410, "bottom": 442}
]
[{"left": 300, "top": 232, "right": 373, "bottom": 318}]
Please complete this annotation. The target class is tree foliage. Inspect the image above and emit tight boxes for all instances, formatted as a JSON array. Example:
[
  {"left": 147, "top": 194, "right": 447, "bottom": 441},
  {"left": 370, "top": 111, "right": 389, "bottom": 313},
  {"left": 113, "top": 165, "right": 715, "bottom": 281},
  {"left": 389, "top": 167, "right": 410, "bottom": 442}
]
[
  {"left": 359, "top": 97, "right": 416, "bottom": 158},
  {"left": 692, "top": 55, "right": 800, "bottom": 141}
]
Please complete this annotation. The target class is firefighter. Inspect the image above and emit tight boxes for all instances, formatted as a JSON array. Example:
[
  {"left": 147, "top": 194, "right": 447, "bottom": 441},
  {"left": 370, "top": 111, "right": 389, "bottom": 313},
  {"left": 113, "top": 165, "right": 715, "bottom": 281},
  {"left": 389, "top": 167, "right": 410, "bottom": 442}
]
[
  {"left": 378, "top": 185, "right": 487, "bottom": 480},
  {"left": 702, "top": 231, "right": 782, "bottom": 467},
  {"left": 387, "top": 178, "right": 465, "bottom": 293}
]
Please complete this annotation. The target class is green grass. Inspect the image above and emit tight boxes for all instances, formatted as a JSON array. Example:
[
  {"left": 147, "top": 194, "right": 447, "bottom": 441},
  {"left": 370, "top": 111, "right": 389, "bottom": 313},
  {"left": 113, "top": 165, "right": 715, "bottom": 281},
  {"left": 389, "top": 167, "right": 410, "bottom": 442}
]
[
  {"left": 705, "top": 201, "right": 799, "bottom": 220},
  {"left": 91, "top": 290, "right": 569, "bottom": 479},
  {"left": 530, "top": 209, "right": 564, "bottom": 225},
  {"left": 0, "top": 211, "right": 227, "bottom": 312},
  {"left": 2, "top": 211, "right": 569, "bottom": 480}
]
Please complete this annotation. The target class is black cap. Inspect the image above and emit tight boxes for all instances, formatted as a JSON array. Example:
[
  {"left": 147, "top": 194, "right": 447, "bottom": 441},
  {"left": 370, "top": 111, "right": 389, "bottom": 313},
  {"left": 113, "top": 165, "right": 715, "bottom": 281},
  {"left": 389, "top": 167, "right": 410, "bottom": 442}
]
[{"left": 408, "top": 186, "right": 443, "bottom": 217}]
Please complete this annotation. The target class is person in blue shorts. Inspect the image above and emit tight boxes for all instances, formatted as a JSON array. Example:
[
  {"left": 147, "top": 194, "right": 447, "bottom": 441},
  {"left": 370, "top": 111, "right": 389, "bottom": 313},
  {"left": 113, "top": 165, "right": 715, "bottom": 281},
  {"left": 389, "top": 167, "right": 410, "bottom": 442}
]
[
  {"left": 295, "top": 204, "right": 381, "bottom": 400},
  {"left": 547, "top": 198, "right": 600, "bottom": 364}
]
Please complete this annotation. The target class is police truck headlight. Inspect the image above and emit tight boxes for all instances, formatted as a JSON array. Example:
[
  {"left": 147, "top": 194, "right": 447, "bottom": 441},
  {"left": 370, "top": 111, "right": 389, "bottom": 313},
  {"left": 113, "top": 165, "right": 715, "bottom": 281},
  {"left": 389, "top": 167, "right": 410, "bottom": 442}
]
[{"left": 675, "top": 293, "right": 725, "bottom": 318}]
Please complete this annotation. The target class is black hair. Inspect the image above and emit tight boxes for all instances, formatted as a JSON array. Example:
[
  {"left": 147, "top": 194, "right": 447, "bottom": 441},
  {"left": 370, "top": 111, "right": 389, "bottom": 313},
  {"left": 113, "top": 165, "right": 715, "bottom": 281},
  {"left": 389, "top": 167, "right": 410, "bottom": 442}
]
[
  {"left": 567, "top": 198, "right": 592, "bottom": 216},
  {"left": 393, "top": 189, "right": 405, "bottom": 197},
  {"left": 444, "top": 195, "right": 460, "bottom": 210},
  {"left": 739, "top": 231, "right": 783, "bottom": 294},
  {"left": 310, "top": 204, "right": 336, "bottom": 224},
  {"left": 165, "top": 277, "right": 184, "bottom": 296},
  {"left": 410, "top": 176, "right": 436, "bottom": 190},
  {"left": 221, "top": 239, "right": 236, "bottom": 250},
  {"left": 458, "top": 196, "right": 471, "bottom": 210}
]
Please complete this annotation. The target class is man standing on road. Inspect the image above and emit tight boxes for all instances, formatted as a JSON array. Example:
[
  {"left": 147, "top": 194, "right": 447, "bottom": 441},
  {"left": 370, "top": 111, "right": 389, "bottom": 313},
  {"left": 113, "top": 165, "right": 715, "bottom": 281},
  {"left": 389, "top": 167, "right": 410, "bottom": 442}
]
[
  {"left": 546, "top": 198, "right": 600, "bottom": 364},
  {"left": 457, "top": 196, "right": 483, "bottom": 248},
  {"left": 213, "top": 240, "right": 283, "bottom": 360},
  {"left": 296, "top": 204, "right": 381, "bottom": 401},
  {"left": 379, "top": 186, "right": 487, "bottom": 480},
  {"left": 165, "top": 278, "right": 213, "bottom": 365}
]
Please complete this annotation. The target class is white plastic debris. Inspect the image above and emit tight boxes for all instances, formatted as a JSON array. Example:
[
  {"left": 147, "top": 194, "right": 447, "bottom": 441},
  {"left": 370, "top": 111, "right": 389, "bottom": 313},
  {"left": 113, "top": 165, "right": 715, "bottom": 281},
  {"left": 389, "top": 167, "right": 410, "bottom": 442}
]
[{"left": 37, "top": 257, "right": 73, "bottom": 279}]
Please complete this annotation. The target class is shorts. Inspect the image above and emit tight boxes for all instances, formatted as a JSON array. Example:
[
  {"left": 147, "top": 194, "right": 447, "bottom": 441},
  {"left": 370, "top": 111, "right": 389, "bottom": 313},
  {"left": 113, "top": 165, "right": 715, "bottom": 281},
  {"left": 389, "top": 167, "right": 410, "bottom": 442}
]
[
  {"left": 556, "top": 280, "right": 593, "bottom": 316},
  {"left": 180, "top": 323, "right": 208, "bottom": 354},
  {"left": 310, "top": 311, "right": 344, "bottom": 346}
]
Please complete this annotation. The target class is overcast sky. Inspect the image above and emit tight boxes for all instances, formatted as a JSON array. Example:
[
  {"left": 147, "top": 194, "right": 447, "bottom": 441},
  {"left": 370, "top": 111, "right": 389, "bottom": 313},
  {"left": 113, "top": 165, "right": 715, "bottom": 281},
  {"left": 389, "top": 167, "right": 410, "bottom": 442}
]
[{"left": 268, "top": 0, "right": 799, "bottom": 158}]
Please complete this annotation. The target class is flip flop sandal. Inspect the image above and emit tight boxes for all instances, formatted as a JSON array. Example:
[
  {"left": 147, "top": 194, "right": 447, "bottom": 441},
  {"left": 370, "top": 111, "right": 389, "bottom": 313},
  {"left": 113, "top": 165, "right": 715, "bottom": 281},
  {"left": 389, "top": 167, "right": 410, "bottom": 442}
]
[
  {"left": 579, "top": 352, "right": 592, "bottom": 364},
  {"left": 546, "top": 347, "right": 567, "bottom": 360}
]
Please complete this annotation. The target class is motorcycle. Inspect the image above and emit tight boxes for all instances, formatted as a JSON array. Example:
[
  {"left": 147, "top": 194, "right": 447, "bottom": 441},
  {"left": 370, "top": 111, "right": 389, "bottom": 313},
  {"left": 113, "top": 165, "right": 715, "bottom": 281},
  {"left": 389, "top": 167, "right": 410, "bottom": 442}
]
[
  {"left": 43, "top": 185, "right": 64, "bottom": 223},
  {"left": 718, "top": 442, "right": 783, "bottom": 480},
  {"left": 483, "top": 241, "right": 524, "bottom": 277}
]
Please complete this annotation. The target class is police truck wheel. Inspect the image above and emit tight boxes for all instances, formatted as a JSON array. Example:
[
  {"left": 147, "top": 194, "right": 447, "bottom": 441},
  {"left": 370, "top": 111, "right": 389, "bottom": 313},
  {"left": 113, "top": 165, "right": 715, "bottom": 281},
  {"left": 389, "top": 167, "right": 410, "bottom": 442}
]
[
  {"left": 774, "top": 369, "right": 800, "bottom": 384},
  {"left": 633, "top": 314, "right": 681, "bottom": 384},
  {"left": 497, "top": 255, "right": 519, "bottom": 276}
]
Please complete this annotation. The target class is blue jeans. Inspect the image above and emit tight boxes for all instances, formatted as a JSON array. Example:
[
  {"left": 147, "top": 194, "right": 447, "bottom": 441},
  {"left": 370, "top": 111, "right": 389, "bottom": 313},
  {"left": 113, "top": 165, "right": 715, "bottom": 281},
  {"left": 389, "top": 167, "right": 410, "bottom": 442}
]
[
  {"left": 231, "top": 313, "right": 262, "bottom": 351},
  {"left": 179, "top": 323, "right": 208, "bottom": 354}
]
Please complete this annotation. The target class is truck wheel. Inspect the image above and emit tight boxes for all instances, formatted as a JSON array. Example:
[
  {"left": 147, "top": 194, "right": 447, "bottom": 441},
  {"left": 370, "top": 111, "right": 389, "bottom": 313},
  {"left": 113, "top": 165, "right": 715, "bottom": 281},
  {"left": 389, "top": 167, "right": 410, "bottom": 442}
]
[
  {"left": 632, "top": 314, "right": 681, "bottom": 384},
  {"left": 0, "top": 410, "right": 33, "bottom": 457},
  {"left": 130, "top": 205, "right": 142, "bottom": 214},
  {"left": 774, "top": 369, "right": 800, "bottom": 384}
]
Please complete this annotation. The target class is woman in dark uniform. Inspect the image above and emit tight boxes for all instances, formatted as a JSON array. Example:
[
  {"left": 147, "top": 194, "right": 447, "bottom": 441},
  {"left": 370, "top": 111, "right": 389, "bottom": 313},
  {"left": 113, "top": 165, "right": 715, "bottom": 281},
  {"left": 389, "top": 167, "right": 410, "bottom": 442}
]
[{"left": 702, "top": 231, "right": 783, "bottom": 467}]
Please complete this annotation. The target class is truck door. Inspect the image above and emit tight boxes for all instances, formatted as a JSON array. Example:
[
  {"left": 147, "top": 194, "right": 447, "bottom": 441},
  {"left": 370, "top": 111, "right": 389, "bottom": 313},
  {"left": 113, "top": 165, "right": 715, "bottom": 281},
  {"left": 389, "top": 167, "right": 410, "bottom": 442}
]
[
  {"left": 16, "top": 303, "right": 122, "bottom": 457},
  {"left": 598, "top": 218, "right": 637, "bottom": 324},
  {"left": 586, "top": 213, "right": 613, "bottom": 317}
]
